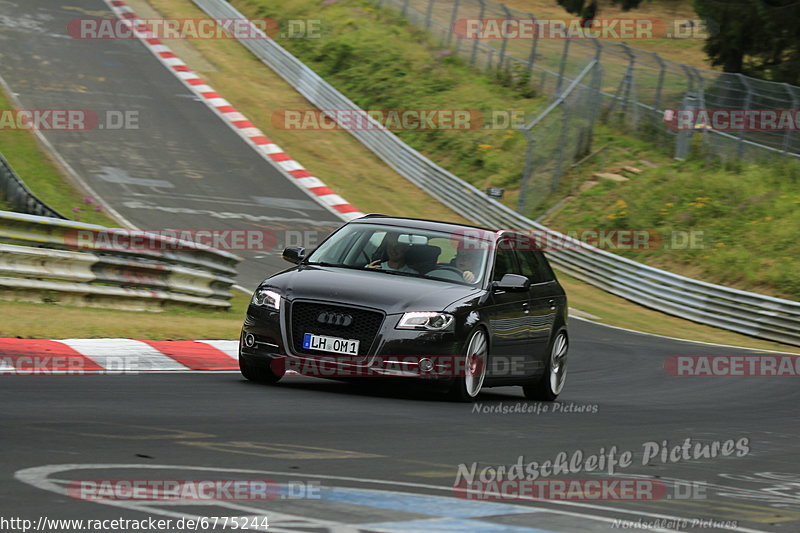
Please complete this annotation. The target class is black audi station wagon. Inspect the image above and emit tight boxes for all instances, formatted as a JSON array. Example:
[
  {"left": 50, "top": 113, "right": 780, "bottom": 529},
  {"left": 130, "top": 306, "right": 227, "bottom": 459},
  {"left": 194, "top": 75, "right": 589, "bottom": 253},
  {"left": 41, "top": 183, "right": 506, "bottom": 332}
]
[{"left": 239, "top": 215, "right": 568, "bottom": 401}]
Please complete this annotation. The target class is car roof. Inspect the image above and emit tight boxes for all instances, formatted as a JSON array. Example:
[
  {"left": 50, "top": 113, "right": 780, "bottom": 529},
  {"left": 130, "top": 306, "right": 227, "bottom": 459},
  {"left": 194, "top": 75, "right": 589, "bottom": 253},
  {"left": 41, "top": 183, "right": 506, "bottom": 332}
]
[{"left": 351, "top": 214, "right": 526, "bottom": 243}]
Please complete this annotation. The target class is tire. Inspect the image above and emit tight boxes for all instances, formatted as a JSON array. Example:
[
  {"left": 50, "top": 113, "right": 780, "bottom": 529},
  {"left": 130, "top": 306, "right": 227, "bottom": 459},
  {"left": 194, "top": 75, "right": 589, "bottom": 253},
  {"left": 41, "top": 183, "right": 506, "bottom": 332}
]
[
  {"left": 522, "top": 330, "right": 567, "bottom": 401},
  {"left": 447, "top": 328, "right": 488, "bottom": 402},
  {"left": 239, "top": 354, "right": 282, "bottom": 384}
]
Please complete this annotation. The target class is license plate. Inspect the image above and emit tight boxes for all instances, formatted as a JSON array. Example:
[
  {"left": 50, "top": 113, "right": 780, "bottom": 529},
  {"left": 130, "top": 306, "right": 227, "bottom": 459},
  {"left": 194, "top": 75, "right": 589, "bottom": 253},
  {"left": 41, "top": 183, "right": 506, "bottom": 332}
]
[{"left": 303, "top": 333, "right": 360, "bottom": 355}]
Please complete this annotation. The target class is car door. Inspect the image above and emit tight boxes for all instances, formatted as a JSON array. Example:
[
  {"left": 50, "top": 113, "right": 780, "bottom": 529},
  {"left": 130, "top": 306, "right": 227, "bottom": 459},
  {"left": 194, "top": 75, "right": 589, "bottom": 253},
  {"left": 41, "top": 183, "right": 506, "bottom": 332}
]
[
  {"left": 484, "top": 240, "right": 533, "bottom": 379},
  {"left": 516, "top": 247, "right": 561, "bottom": 371}
]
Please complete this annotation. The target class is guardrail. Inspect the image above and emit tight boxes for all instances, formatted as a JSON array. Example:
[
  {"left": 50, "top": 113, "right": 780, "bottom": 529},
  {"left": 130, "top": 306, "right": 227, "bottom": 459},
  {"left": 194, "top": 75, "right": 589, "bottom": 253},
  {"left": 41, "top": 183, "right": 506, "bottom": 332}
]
[
  {"left": 0, "top": 152, "right": 65, "bottom": 219},
  {"left": 193, "top": 0, "right": 800, "bottom": 346},
  {"left": 0, "top": 210, "right": 241, "bottom": 310}
]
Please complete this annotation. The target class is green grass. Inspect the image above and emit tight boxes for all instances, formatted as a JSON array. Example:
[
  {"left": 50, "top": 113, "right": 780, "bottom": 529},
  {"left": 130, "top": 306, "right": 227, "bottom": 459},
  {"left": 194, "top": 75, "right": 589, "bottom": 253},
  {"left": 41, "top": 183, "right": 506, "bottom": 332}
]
[
  {"left": 543, "top": 129, "right": 800, "bottom": 300},
  {"left": 0, "top": 87, "right": 118, "bottom": 226},
  {"left": 0, "top": 289, "right": 249, "bottom": 340}
]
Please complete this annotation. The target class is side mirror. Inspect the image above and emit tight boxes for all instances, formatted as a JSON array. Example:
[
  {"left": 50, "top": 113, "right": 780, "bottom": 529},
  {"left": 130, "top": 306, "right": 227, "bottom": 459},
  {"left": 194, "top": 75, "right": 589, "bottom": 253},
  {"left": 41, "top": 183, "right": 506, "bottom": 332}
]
[
  {"left": 492, "top": 273, "right": 530, "bottom": 292},
  {"left": 282, "top": 246, "right": 305, "bottom": 264}
]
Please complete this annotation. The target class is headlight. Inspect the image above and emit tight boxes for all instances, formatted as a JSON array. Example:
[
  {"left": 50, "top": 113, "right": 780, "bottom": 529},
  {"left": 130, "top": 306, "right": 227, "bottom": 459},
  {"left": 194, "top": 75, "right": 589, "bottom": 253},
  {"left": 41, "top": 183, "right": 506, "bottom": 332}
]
[
  {"left": 252, "top": 288, "right": 281, "bottom": 310},
  {"left": 397, "top": 312, "right": 454, "bottom": 331}
]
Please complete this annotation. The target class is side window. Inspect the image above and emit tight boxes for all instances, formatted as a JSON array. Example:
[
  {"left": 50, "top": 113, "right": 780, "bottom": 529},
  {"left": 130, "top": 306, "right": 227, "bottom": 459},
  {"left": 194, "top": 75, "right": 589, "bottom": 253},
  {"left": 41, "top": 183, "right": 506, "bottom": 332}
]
[
  {"left": 492, "top": 242, "right": 520, "bottom": 281},
  {"left": 517, "top": 250, "right": 554, "bottom": 283}
]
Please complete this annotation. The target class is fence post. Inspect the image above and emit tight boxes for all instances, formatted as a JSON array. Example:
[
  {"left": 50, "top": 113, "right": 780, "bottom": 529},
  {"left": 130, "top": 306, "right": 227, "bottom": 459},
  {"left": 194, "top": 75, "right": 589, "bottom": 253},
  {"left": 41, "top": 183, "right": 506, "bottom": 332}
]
[
  {"left": 526, "top": 12, "right": 538, "bottom": 74},
  {"left": 783, "top": 83, "right": 798, "bottom": 154},
  {"left": 584, "top": 62, "right": 602, "bottom": 155},
  {"left": 446, "top": 0, "right": 461, "bottom": 46},
  {"left": 517, "top": 128, "right": 536, "bottom": 214},
  {"left": 736, "top": 74, "right": 753, "bottom": 159},
  {"left": 402, "top": 0, "right": 410, "bottom": 17},
  {"left": 555, "top": 38, "right": 571, "bottom": 94},
  {"left": 470, "top": 0, "right": 486, "bottom": 66},
  {"left": 607, "top": 43, "right": 637, "bottom": 127},
  {"left": 425, "top": 0, "right": 435, "bottom": 29},
  {"left": 651, "top": 52, "right": 666, "bottom": 130},
  {"left": 674, "top": 64, "right": 695, "bottom": 160},
  {"left": 591, "top": 38, "right": 601, "bottom": 61},
  {"left": 552, "top": 101, "right": 571, "bottom": 192},
  {"left": 498, "top": 4, "right": 512, "bottom": 71}
]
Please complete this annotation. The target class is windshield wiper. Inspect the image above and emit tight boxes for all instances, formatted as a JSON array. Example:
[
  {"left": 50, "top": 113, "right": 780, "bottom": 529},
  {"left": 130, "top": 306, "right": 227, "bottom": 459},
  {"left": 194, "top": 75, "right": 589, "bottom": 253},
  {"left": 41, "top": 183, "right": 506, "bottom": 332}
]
[{"left": 305, "top": 261, "right": 364, "bottom": 271}]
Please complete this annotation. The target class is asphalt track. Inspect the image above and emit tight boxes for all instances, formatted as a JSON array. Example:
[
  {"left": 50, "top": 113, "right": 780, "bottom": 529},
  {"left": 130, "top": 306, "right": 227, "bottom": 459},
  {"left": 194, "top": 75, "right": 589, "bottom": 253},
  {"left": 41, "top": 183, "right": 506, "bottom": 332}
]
[{"left": 1, "top": 1, "right": 800, "bottom": 532}]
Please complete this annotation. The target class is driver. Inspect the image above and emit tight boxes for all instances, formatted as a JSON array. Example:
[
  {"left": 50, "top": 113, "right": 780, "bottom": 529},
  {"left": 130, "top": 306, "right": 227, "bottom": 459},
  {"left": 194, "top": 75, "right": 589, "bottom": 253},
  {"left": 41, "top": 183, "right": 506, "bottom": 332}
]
[
  {"left": 452, "top": 248, "right": 482, "bottom": 283},
  {"left": 368, "top": 233, "right": 418, "bottom": 273}
]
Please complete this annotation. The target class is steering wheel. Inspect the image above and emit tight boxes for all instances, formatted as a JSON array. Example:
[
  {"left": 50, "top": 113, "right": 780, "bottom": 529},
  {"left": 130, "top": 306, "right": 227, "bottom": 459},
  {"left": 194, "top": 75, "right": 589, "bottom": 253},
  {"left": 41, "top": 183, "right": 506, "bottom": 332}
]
[{"left": 431, "top": 265, "right": 462, "bottom": 275}]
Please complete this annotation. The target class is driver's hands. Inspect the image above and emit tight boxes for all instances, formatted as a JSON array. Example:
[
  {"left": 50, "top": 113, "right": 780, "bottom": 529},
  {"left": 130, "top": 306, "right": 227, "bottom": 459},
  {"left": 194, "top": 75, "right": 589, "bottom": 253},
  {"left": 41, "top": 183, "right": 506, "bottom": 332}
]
[
  {"left": 367, "top": 260, "right": 382, "bottom": 269},
  {"left": 462, "top": 270, "right": 475, "bottom": 283}
]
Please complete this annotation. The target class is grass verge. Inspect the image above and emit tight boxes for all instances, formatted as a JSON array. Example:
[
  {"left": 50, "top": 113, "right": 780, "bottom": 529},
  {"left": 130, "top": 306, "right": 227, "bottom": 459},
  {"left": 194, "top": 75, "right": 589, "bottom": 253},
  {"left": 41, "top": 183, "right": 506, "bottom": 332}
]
[
  {"left": 542, "top": 127, "right": 800, "bottom": 301},
  {"left": 0, "top": 290, "right": 248, "bottom": 340}
]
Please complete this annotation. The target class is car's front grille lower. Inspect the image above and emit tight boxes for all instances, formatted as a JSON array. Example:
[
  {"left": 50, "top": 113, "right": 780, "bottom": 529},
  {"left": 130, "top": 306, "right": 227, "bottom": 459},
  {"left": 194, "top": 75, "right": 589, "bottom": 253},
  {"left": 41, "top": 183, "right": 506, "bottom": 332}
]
[{"left": 290, "top": 301, "right": 384, "bottom": 357}]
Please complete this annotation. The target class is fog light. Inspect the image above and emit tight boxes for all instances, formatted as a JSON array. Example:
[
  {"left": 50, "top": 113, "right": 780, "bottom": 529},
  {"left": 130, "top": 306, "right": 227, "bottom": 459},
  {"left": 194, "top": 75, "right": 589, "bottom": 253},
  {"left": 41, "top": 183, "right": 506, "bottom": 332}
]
[
  {"left": 244, "top": 334, "right": 256, "bottom": 348},
  {"left": 419, "top": 358, "right": 434, "bottom": 372}
]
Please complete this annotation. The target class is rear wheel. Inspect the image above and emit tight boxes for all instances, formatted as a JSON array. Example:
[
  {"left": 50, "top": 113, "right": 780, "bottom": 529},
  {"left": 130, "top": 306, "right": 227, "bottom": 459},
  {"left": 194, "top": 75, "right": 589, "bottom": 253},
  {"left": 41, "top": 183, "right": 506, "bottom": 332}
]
[
  {"left": 522, "top": 330, "right": 567, "bottom": 401},
  {"left": 447, "top": 328, "right": 488, "bottom": 402},
  {"left": 239, "top": 355, "right": 282, "bottom": 384}
]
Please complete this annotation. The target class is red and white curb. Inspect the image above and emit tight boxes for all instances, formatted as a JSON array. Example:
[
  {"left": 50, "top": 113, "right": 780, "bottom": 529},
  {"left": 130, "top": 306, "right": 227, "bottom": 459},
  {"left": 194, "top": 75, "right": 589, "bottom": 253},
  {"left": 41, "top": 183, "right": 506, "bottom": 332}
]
[
  {"left": 102, "top": 0, "right": 363, "bottom": 222},
  {"left": 0, "top": 338, "right": 239, "bottom": 373}
]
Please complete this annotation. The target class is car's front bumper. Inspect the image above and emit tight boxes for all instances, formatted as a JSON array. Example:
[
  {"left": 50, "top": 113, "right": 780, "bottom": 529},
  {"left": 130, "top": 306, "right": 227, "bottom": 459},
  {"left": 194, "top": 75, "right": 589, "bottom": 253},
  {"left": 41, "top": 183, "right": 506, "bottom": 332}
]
[{"left": 240, "top": 303, "right": 465, "bottom": 382}]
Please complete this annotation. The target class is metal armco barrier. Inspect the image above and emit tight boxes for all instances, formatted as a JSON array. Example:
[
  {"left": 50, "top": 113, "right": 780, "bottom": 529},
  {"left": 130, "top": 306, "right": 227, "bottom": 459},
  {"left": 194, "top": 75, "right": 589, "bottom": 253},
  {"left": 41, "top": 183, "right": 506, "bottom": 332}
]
[
  {"left": 193, "top": 0, "right": 800, "bottom": 346},
  {"left": 0, "top": 152, "right": 64, "bottom": 219},
  {"left": 0, "top": 211, "right": 240, "bottom": 310}
]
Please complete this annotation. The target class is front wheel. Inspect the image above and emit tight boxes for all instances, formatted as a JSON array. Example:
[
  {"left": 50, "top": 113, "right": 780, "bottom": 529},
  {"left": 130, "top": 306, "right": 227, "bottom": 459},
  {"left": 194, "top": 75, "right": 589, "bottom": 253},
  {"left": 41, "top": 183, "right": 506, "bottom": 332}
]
[
  {"left": 447, "top": 328, "right": 488, "bottom": 402},
  {"left": 239, "top": 354, "right": 282, "bottom": 384},
  {"left": 522, "top": 330, "right": 567, "bottom": 401}
]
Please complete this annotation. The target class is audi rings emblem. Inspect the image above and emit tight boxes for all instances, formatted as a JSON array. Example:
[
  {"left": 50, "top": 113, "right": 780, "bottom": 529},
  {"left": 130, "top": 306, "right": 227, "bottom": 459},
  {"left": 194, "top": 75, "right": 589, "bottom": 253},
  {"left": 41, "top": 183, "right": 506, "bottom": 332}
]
[{"left": 317, "top": 311, "right": 353, "bottom": 327}]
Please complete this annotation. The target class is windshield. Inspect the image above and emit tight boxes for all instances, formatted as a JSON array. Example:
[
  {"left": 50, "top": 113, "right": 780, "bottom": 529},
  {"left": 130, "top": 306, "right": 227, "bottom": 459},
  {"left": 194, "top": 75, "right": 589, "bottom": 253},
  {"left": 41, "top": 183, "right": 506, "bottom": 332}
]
[{"left": 305, "top": 223, "right": 490, "bottom": 285}]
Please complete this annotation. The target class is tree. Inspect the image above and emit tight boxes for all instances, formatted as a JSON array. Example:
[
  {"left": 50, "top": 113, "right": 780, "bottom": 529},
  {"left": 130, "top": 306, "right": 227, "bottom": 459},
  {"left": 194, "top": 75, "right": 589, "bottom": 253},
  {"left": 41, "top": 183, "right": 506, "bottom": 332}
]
[
  {"left": 556, "top": 0, "right": 644, "bottom": 20},
  {"left": 693, "top": 0, "right": 800, "bottom": 84},
  {"left": 555, "top": 1, "right": 800, "bottom": 84}
]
